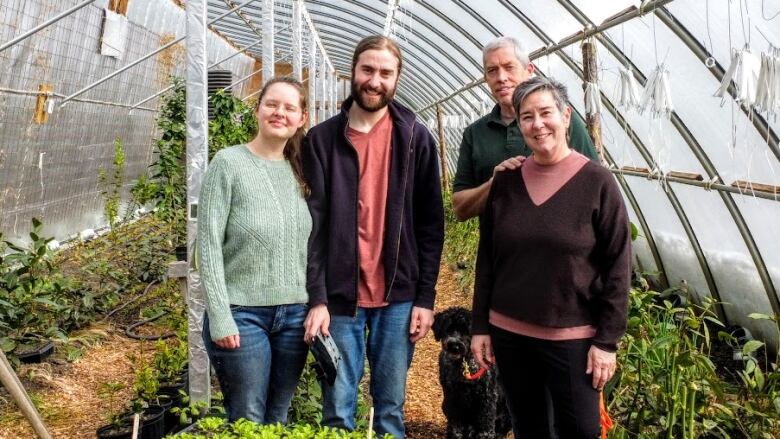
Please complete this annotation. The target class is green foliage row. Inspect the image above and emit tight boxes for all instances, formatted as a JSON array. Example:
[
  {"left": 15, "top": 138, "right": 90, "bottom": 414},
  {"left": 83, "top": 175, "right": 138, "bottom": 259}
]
[
  {"left": 172, "top": 417, "right": 391, "bottom": 439},
  {"left": 607, "top": 280, "right": 780, "bottom": 438},
  {"left": 441, "top": 190, "right": 480, "bottom": 292},
  {"left": 0, "top": 214, "right": 178, "bottom": 366},
  {"left": 0, "top": 219, "right": 112, "bottom": 365}
]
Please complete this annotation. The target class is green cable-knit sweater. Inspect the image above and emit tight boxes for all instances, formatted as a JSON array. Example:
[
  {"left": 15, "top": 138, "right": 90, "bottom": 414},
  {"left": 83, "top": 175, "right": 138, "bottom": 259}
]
[{"left": 198, "top": 145, "right": 312, "bottom": 341}]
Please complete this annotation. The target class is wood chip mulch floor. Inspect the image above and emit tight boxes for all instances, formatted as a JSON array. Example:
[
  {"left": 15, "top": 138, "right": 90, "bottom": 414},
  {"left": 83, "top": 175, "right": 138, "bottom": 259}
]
[{"left": 0, "top": 262, "right": 473, "bottom": 438}]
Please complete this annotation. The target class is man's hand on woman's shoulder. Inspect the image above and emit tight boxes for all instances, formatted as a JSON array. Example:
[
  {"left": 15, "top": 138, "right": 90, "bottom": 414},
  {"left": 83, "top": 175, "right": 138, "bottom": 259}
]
[{"left": 492, "top": 155, "right": 526, "bottom": 177}]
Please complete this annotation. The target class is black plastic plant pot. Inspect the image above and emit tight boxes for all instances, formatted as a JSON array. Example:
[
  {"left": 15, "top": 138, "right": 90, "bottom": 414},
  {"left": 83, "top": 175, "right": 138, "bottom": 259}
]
[
  {"left": 175, "top": 246, "right": 187, "bottom": 261},
  {"left": 158, "top": 377, "right": 188, "bottom": 399},
  {"left": 96, "top": 405, "right": 166, "bottom": 439},
  {"left": 16, "top": 341, "right": 55, "bottom": 364}
]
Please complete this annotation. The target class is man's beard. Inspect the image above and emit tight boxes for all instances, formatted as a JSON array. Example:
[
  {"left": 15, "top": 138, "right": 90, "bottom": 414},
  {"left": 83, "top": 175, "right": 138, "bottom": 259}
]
[{"left": 351, "top": 80, "right": 395, "bottom": 112}]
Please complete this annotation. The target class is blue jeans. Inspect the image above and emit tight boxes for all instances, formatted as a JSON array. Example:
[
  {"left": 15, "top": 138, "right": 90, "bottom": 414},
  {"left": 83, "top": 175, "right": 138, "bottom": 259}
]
[
  {"left": 322, "top": 301, "right": 415, "bottom": 439},
  {"left": 203, "top": 304, "right": 308, "bottom": 424}
]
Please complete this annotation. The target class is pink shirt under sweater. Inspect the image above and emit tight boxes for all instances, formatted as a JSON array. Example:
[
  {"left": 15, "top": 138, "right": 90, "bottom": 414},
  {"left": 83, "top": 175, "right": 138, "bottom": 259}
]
[{"left": 489, "top": 150, "right": 597, "bottom": 340}]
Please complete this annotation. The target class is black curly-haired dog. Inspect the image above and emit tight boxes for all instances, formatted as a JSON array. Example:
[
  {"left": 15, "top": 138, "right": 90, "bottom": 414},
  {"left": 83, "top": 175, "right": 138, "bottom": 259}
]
[{"left": 432, "top": 307, "right": 512, "bottom": 439}]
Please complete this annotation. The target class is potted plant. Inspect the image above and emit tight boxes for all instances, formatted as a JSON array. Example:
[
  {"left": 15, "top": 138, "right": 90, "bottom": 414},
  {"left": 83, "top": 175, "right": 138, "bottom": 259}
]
[{"left": 96, "top": 405, "right": 166, "bottom": 439}]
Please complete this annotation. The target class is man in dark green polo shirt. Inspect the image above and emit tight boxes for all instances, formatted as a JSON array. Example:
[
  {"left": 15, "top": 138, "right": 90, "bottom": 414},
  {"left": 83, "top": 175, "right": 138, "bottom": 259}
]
[{"left": 452, "top": 36, "right": 598, "bottom": 221}]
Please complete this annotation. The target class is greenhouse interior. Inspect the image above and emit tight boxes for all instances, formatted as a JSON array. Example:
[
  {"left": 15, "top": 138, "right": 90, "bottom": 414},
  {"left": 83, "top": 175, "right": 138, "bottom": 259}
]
[{"left": 1, "top": 0, "right": 780, "bottom": 437}]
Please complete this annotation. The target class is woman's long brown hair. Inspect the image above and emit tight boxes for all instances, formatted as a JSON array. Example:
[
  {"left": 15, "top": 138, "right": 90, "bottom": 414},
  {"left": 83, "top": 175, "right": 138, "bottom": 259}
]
[{"left": 255, "top": 76, "right": 310, "bottom": 197}]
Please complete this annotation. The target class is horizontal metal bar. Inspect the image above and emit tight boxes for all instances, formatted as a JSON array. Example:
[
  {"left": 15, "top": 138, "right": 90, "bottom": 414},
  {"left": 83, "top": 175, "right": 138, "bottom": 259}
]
[
  {"left": 224, "top": 68, "right": 263, "bottom": 91},
  {"left": 612, "top": 168, "right": 780, "bottom": 202},
  {"left": 0, "top": 0, "right": 96, "bottom": 53},
  {"left": 0, "top": 86, "right": 154, "bottom": 111},
  {"left": 60, "top": 0, "right": 262, "bottom": 106},
  {"left": 417, "top": 0, "right": 674, "bottom": 112},
  {"left": 129, "top": 37, "right": 267, "bottom": 112}
]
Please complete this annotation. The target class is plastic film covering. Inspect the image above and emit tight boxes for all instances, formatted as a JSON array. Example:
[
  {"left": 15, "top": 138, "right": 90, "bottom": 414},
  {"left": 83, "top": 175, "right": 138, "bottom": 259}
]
[
  {"left": 319, "top": 55, "right": 327, "bottom": 122},
  {"left": 185, "top": 0, "right": 209, "bottom": 405},
  {"left": 291, "top": 0, "right": 302, "bottom": 81},
  {"left": 307, "top": 31, "right": 316, "bottom": 127},
  {"left": 0, "top": 0, "right": 255, "bottom": 245},
  {"left": 261, "top": 0, "right": 273, "bottom": 84}
]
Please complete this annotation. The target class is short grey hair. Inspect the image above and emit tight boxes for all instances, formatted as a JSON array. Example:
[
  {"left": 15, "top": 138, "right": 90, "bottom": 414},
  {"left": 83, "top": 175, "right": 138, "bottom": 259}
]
[
  {"left": 512, "top": 76, "right": 569, "bottom": 115},
  {"left": 482, "top": 36, "right": 530, "bottom": 68}
]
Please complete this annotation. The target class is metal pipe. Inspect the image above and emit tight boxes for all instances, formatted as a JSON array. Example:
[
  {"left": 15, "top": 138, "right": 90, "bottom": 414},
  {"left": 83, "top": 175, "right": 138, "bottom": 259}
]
[
  {"left": 129, "top": 38, "right": 264, "bottom": 112},
  {"left": 0, "top": 87, "right": 154, "bottom": 111},
  {"left": 0, "top": 0, "right": 96, "bottom": 53},
  {"left": 224, "top": 68, "right": 263, "bottom": 91},
  {"left": 612, "top": 169, "right": 779, "bottom": 202},
  {"left": 60, "top": 0, "right": 262, "bottom": 106},
  {"left": 417, "top": 0, "right": 675, "bottom": 112}
]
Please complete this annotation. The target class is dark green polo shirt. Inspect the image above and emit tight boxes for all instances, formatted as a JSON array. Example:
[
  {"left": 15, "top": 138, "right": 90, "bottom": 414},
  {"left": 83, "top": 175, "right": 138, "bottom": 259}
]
[{"left": 453, "top": 104, "right": 598, "bottom": 191}]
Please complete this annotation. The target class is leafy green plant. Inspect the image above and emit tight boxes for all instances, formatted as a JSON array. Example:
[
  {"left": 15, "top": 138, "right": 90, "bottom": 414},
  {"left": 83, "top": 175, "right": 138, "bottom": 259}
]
[
  {"left": 99, "top": 138, "right": 126, "bottom": 229},
  {"left": 606, "top": 278, "right": 780, "bottom": 438},
  {"left": 441, "top": 190, "right": 480, "bottom": 292},
  {"left": 208, "top": 90, "right": 258, "bottom": 159},
  {"left": 173, "top": 416, "right": 392, "bottom": 439},
  {"left": 0, "top": 218, "right": 90, "bottom": 364},
  {"left": 288, "top": 355, "right": 323, "bottom": 425}
]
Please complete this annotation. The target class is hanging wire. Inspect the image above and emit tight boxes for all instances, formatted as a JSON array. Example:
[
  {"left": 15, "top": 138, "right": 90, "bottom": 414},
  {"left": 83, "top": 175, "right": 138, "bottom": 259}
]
[
  {"left": 739, "top": 0, "right": 751, "bottom": 47},
  {"left": 762, "top": 0, "right": 780, "bottom": 20}
]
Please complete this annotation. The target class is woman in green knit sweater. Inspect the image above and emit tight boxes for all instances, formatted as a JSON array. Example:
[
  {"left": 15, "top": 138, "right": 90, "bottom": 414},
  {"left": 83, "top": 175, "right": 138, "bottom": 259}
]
[{"left": 198, "top": 77, "right": 312, "bottom": 424}]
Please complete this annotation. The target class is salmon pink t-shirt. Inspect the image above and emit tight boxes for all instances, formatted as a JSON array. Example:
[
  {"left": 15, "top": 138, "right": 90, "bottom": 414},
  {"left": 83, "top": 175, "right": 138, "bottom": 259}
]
[{"left": 348, "top": 111, "right": 393, "bottom": 308}]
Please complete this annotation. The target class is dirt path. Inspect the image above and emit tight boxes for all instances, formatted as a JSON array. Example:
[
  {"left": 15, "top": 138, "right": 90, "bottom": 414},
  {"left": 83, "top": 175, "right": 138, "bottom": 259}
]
[{"left": 0, "top": 329, "right": 154, "bottom": 439}]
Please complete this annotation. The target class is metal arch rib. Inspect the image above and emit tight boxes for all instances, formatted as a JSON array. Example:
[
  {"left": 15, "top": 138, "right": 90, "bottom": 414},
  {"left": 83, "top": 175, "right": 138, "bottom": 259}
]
[
  {"left": 301, "top": 4, "right": 480, "bottom": 115},
  {"left": 312, "top": 0, "right": 488, "bottom": 111},
  {"left": 497, "top": 0, "right": 726, "bottom": 318},
  {"left": 294, "top": 18, "right": 460, "bottom": 111},
  {"left": 556, "top": 0, "right": 780, "bottom": 321}
]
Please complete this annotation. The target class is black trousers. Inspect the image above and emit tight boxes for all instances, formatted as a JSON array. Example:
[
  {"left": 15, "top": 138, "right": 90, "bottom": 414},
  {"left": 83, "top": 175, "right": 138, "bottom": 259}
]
[{"left": 490, "top": 325, "right": 601, "bottom": 439}]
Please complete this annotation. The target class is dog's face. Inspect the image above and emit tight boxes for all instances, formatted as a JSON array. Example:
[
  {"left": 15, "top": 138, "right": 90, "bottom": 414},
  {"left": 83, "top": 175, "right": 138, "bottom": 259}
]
[{"left": 432, "top": 307, "right": 472, "bottom": 361}]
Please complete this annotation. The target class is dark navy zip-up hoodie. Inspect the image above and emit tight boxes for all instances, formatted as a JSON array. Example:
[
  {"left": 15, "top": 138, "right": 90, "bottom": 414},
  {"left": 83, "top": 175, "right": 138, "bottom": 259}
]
[{"left": 302, "top": 97, "right": 445, "bottom": 316}]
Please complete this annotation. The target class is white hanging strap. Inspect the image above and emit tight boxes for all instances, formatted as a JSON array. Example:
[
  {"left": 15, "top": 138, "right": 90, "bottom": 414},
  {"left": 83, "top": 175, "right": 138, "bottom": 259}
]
[
  {"left": 655, "top": 68, "right": 674, "bottom": 116},
  {"left": 755, "top": 50, "right": 780, "bottom": 115},
  {"left": 736, "top": 49, "right": 761, "bottom": 106},
  {"left": 640, "top": 65, "right": 674, "bottom": 118},
  {"left": 715, "top": 49, "right": 741, "bottom": 100},
  {"left": 715, "top": 48, "right": 762, "bottom": 106},
  {"left": 618, "top": 67, "right": 641, "bottom": 110},
  {"left": 584, "top": 82, "right": 601, "bottom": 116}
]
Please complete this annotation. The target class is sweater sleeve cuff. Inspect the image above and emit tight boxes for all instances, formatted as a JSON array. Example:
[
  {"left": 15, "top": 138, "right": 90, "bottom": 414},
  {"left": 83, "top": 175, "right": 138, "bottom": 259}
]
[
  {"left": 207, "top": 309, "right": 239, "bottom": 341},
  {"left": 592, "top": 340, "right": 618, "bottom": 353},
  {"left": 413, "top": 286, "right": 436, "bottom": 310},
  {"left": 471, "top": 318, "right": 490, "bottom": 335},
  {"left": 307, "top": 287, "right": 328, "bottom": 307}
]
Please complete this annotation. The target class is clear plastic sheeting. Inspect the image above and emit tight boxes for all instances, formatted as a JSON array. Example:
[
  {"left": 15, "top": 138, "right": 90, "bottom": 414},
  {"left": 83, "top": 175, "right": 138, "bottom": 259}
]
[
  {"left": 0, "top": 0, "right": 254, "bottom": 244},
  {"left": 185, "top": 0, "right": 210, "bottom": 405}
]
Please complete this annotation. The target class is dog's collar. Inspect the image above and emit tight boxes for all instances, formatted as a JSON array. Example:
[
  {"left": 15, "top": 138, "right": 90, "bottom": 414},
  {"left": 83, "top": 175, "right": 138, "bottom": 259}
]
[{"left": 462, "top": 359, "right": 487, "bottom": 381}]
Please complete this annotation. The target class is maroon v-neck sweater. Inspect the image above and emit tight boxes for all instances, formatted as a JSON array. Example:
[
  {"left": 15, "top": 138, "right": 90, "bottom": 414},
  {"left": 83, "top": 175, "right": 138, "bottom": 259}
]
[{"left": 471, "top": 154, "right": 632, "bottom": 352}]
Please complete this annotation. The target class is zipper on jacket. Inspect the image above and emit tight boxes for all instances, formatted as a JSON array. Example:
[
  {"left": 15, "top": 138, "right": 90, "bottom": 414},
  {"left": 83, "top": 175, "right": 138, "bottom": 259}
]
[
  {"left": 384, "top": 130, "right": 414, "bottom": 302},
  {"left": 343, "top": 121, "right": 361, "bottom": 318}
]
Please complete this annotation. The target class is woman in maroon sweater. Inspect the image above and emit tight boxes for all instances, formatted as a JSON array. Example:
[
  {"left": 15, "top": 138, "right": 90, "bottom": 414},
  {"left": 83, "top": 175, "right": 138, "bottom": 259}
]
[{"left": 470, "top": 76, "right": 631, "bottom": 438}]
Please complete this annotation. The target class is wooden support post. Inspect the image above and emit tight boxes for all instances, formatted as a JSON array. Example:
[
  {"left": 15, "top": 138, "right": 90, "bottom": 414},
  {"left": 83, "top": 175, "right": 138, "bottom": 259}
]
[
  {"left": 0, "top": 351, "right": 53, "bottom": 439},
  {"left": 33, "top": 84, "right": 53, "bottom": 124},
  {"left": 581, "top": 38, "right": 604, "bottom": 164},
  {"left": 435, "top": 103, "right": 448, "bottom": 190}
]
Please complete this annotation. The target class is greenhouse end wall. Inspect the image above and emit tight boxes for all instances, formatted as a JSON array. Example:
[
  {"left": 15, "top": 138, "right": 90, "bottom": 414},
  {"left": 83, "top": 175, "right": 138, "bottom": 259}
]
[{"left": 0, "top": 0, "right": 254, "bottom": 243}]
